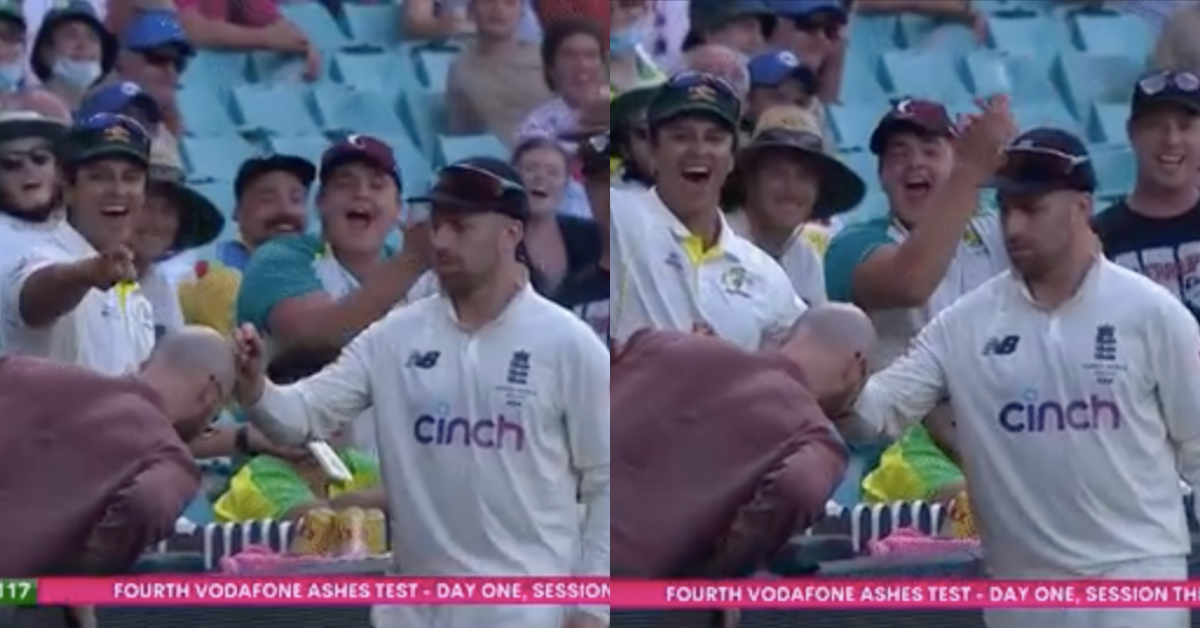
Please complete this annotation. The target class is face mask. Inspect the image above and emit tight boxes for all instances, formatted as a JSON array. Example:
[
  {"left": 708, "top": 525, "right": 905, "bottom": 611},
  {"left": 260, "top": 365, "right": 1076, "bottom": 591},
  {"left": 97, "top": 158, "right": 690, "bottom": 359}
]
[
  {"left": 0, "top": 62, "right": 22, "bottom": 92},
  {"left": 609, "top": 25, "right": 644, "bottom": 54},
  {"left": 51, "top": 58, "right": 102, "bottom": 88}
]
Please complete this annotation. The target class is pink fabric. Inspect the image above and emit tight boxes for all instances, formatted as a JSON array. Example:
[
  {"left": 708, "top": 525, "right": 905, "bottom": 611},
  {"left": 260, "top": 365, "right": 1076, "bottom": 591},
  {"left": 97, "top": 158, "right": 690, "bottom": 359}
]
[
  {"left": 219, "top": 544, "right": 370, "bottom": 574},
  {"left": 867, "top": 527, "right": 981, "bottom": 557}
]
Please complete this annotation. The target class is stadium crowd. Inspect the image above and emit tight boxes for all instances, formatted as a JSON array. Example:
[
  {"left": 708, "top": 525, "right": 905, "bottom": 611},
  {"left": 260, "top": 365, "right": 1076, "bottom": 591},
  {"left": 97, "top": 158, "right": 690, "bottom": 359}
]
[{"left": 1, "top": 0, "right": 1200, "bottom": 627}]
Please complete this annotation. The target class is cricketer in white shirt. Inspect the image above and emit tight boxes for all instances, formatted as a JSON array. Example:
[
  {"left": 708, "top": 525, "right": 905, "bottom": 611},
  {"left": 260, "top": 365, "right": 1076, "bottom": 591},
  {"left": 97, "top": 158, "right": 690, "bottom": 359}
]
[
  {"left": 0, "top": 216, "right": 155, "bottom": 374},
  {"left": 610, "top": 186, "right": 806, "bottom": 349},
  {"left": 244, "top": 283, "right": 610, "bottom": 628},
  {"left": 854, "top": 258, "right": 1200, "bottom": 628}
]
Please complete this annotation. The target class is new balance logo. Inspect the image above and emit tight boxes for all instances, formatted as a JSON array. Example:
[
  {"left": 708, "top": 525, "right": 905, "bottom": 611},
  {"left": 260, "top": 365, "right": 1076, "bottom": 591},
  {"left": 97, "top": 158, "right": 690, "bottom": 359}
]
[
  {"left": 983, "top": 335, "right": 1020, "bottom": 356},
  {"left": 407, "top": 351, "right": 440, "bottom": 369}
]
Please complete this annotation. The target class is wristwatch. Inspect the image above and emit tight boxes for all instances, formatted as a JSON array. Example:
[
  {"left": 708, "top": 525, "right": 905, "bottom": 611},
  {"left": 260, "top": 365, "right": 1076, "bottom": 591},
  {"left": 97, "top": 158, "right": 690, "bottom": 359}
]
[{"left": 235, "top": 425, "right": 253, "bottom": 456}]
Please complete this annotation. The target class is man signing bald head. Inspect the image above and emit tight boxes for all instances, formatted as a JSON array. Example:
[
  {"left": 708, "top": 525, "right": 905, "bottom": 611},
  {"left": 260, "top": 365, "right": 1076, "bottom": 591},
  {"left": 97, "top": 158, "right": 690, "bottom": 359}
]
[
  {"left": 0, "top": 326, "right": 238, "bottom": 579},
  {"left": 612, "top": 305, "right": 875, "bottom": 579}
]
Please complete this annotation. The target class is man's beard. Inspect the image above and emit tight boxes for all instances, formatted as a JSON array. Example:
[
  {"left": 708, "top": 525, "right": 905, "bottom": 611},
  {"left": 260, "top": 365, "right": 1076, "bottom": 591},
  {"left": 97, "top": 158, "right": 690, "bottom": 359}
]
[{"left": 0, "top": 189, "right": 61, "bottom": 224}]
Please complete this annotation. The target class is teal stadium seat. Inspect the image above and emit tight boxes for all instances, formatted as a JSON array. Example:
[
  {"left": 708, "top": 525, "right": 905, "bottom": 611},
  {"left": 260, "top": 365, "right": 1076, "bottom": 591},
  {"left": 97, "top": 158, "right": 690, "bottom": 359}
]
[
  {"left": 839, "top": 151, "right": 879, "bottom": 192},
  {"left": 417, "top": 48, "right": 458, "bottom": 90},
  {"left": 829, "top": 103, "right": 888, "bottom": 151},
  {"left": 385, "top": 134, "right": 436, "bottom": 194},
  {"left": 249, "top": 50, "right": 335, "bottom": 84},
  {"left": 1091, "top": 147, "right": 1136, "bottom": 198},
  {"left": 313, "top": 85, "right": 407, "bottom": 136},
  {"left": 178, "top": 89, "right": 237, "bottom": 136},
  {"left": 839, "top": 52, "right": 889, "bottom": 104},
  {"left": 278, "top": 3, "right": 350, "bottom": 50},
  {"left": 180, "top": 51, "right": 247, "bottom": 92},
  {"left": 182, "top": 136, "right": 257, "bottom": 181},
  {"left": 843, "top": 192, "right": 889, "bottom": 224},
  {"left": 1053, "top": 52, "right": 1142, "bottom": 119},
  {"left": 1089, "top": 103, "right": 1130, "bottom": 145},
  {"left": 269, "top": 135, "right": 332, "bottom": 167},
  {"left": 334, "top": 51, "right": 414, "bottom": 95},
  {"left": 846, "top": 15, "right": 897, "bottom": 61},
  {"left": 439, "top": 134, "right": 508, "bottom": 164},
  {"left": 882, "top": 50, "right": 971, "bottom": 103},
  {"left": 1012, "top": 101, "right": 1079, "bottom": 134},
  {"left": 897, "top": 15, "right": 978, "bottom": 55},
  {"left": 1071, "top": 11, "right": 1153, "bottom": 61},
  {"left": 342, "top": 3, "right": 402, "bottom": 48},
  {"left": 962, "top": 51, "right": 1058, "bottom": 102},
  {"left": 189, "top": 180, "right": 237, "bottom": 219},
  {"left": 986, "top": 11, "right": 1063, "bottom": 61},
  {"left": 233, "top": 85, "right": 321, "bottom": 136},
  {"left": 400, "top": 89, "right": 445, "bottom": 159}
]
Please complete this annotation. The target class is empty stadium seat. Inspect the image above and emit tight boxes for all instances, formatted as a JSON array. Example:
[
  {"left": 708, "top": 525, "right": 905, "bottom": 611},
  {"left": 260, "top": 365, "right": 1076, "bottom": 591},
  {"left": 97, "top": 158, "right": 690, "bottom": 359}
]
[
  {"left": 962, "top": 50, "right": 1058, "bottom": 102},
  {"left": 342, "top": 3, "right": 402, "bottom": 48},
  {"left": 333, "top": 51, "right": 415, "bottom": 95},
  {"left": 1053, "top": 52, "right": 1141, "bottom": 119},
  {"left": 828, "top": 103, "right": 888, "bottom": 151},
  {"left": 1089, "top": 102, "right": 1129, "bottom": 145},
  {"left": 182, "top": 136, "right": 257, "bottom": 181},
  {"left": 1071, "top": 12, "right": 1153, "bottom": 61},
  {"left": 417, "top": 48, "right": 458, "bottom": 90},
  {"left": 1091, "top": 147, "right": 1136, "bottom": 197},
  {"left": 400, "top": 89, "right": 445, "bottom": 159},
  {"left": 248, "top": 51, "right": 334, "bottom": 84},
  {"left": 387, "top": 134, "right": 436, "bottom": 194},
  {"left": 838, "top": 151, "right": 879, "bottom": 191},
  {"left": 897, "top": 15, "right": 978, "bottom": 55},
  {"left": 881, "top": 50, "right": 971, "bottom": 103},
  {"left": 269, "top": 135, "right": 332, "bottom": 166},
  {"left": 189, "top": 180, "right": 237, "bottom": 218},
  {"left": 313, "top": 85, "right": 408, "bottom": 136},
  {"left": 180, "top": 51, "right": 247, "bottom": 92},
  {"left": 986, "top": 11, "right": 1062, "bottom": 61},
  {"left": 233, "top": 85, "right": 321, "bottom": 136},
  {"left": 839, "top": 52, "right": 889, "bottom": 104},
  {"left": 1012, "top": 101, "right": 1079, "bottom": 133},
  {"left": 178, "top": 89, "right": 238, "bottom": 137},
  {"left": 439, "top": 134, "right": 508, "bottom": 164},
  {"left": 846, "top": 15, "right": 898, "bottom": 61},
  {"left": 279, "top": 3, "right": 350, "bottom": 50},
  {"left": 843, "top": 192, "right": 889, "bottom": 224}
]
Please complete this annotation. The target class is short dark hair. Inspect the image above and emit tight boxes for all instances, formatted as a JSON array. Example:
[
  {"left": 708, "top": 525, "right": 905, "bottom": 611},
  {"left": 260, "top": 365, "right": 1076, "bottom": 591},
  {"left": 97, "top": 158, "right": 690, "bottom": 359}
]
[{"left": 540, "top": 17, "right": 605, "bottom": 92}]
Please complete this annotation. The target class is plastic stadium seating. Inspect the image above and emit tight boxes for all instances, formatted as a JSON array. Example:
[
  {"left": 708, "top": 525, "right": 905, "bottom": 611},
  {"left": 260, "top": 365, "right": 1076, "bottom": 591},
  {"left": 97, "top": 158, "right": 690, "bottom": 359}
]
[
  {"left": 962, "top": 51, "right": 1058, "bottom": 103},
  {"left": 400, "top": 88, "right": 445, "bottom": 159},
  {"left": 829, "top": 103, "right": 889, "bottom": 152},
  {"left": 839, "top": 52, "right": 889, "bottom": 104},
  {"left": 1091, "top": 147, "right": 1137, "bottom": 198},
  {"left": 1070, "top": 11, "right": 1153, "bottom": 60},
  {"left": 388, "top": 134, "right": 436, "bottom": 194},
  {"left": 342, "top": 3, "right": 402, "bottom": 49},
  {"left": 269, "top": 135, "right": 332, "bottom": 167},
  {"left": 333, "top": 51, "right": 412, "bottom": 95},
  {"left": 1053, "top": 52, "right": 1143, "bottom": 120},
  {"left": 182, "top": 136, "right": 257, "bottom": 181},
  {"left": 1089, "top": 103, "right": 1130, "bottom": 145},
  {"left": 313, "top": 85, "right": 408, "bottom": 137},
  {"left": 279, "top": 2, "right": 351, "bottom": 50},
  {"left": 416, "top": 48, "right": 458, "bottom": 90},
  {"left": 882, "top": 50, "right": 971, "bottom": 103},
  {"left": 180, "top": 51, "right": 247, "bottom": 93},
  {"left": 439, "top": 134, "right": 509, "bottom": 164},
  {"left": 897, "top": 15, "right": 978, "bottom": 56},
  {"left": 178, "top": 89, "right": 238, "bottom": 137},
  {"left": 985, "top": 11, "right": 1063, "bottom": 61},
  {"left": 232, "top": 85, "right": 322, "bottom": 136},
  {"left": 190, "top": 180, "right": 237, "bottom": 219},
  {"left": 840, "top": 151, "right": 878, "bottom": 192},
  {"left": 1012, "top": 101, "right": 1079, "bottom": 134},
  {"left": 248, "top": 50, "right": 333, "bottom": 84}
]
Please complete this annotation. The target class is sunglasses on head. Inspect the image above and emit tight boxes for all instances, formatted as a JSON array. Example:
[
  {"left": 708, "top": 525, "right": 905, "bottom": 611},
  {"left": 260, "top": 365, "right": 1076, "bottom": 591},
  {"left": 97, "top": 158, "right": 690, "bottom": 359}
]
[
  {"left": 431, "top": 163, "right": 526, "bottom": 205},
  {"left": 999, "top": 145, "right": 1089, "bottom": 181},
  {"left": 78, "top": 112, "right": 148, "bottom": 135},
  {"left": 0, "top": 146, "right": 53, "bottom": 172},
  {"left": 667, "top": 71, "right": 740, "bottom": 100},
  {"left": 1138, "top": 70, "right": 1200, "bottom": 96}
]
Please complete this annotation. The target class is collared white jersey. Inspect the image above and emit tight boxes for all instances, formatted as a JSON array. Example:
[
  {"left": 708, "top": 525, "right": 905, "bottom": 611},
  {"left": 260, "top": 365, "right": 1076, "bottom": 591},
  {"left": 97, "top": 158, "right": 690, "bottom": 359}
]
[
  {"left": 727, "top": 211, "right": 828, "bottom": 306},
  {"left": 854, "top": 259, "right": 1200, "bottom": 577},
  {"left": 248, "top": 285, "right": 610, "bottom": 628},
  {"left": 0, "top": 221, "right": 155, "bottom": 375},
  {"left": 610, "top": 187, "right": 806, "bottom": 349}
]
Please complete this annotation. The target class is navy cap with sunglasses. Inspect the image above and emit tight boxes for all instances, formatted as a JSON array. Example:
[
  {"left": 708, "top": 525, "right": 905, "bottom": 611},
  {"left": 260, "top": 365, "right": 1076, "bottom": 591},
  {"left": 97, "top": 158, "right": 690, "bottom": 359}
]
[
  {"left": 62, "top": 113, "right": 153, "bottom": 168},
  {"left": 647, "top": 71, "right": 742, "bottom": 133},
  {"left": 1131, "top": 69, "right": 1200, "bottom": 119},
  {"left": 989, "top": 127, "right": 1096, "bottom": 197},
  {"left": 408, "top": 157, "right": 530, "bottom": 221}
]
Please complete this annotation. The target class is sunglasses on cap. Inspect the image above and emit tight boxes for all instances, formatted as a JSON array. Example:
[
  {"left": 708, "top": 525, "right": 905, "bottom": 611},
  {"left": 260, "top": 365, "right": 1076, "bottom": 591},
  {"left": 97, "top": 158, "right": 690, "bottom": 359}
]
[
  {"left": 77, "top": 112, "right": 149, "bottom": 136},
  {"left": 425, "top": 162, "right": 526, "bottom": 208},
  {"left": 1137, "top": 70, "right": 1200, "bottom": 96},
  {"left": 0, "top": 146, "right": 54, "bottom": 173},
  {"left": 666, "top": 70, "right": 740, "bottom": 100},
  {"left": 998, "top": 145, "right": 1089, "bottom": 182}
]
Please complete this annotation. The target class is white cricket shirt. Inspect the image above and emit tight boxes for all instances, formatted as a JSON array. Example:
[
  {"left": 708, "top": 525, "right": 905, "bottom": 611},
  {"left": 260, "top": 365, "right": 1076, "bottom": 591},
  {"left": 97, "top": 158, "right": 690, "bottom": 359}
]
[
  {"left": 854, "top": 258, "right": 1200, "bottom": 577},
  {"left": 247, "top": 283, "right": 610, "bottom": 628},
  {"left": 610, "top": 186, "right": 805, "bottom": 349},
  {"left": 726, "top": 211, "right": 828, "bottom": 306},
  {"left": 0, "top": 219, "right": 155, "bottom": 374}
]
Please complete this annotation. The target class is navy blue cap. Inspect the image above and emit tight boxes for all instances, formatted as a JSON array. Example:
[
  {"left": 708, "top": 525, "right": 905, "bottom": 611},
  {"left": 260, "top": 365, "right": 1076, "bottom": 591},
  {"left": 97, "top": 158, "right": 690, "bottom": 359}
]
[
  {"left": 773, "top": 0, "right": 846, "bottom": 18},
  {"left": 121, "top": 9, "right": 193, "bottom": 55},
  {"left": 1131, "top": 69, "right": 1200, "bottom": 119},
  {"left": 77, "top": 81, "right": 161, "bottom": 125},
  {"left": 408, "top": 156, "right": 530, "bottom": 221},
  {"left": 748, "top": 49, "right": 817, "bottom": 93},
  {"left": 990, "top": 127, "right": 1096, "bottom": 196}
]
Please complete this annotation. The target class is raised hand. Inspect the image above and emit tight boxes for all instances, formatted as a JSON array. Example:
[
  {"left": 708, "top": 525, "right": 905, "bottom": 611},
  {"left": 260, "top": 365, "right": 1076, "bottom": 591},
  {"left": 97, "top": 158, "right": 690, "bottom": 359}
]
[
  {"left": 83, "top": 245, "right": 137, "bottom": 290},
  {"left": 955, "top": 94, "right": 1019, "bottom": 178},
  {"left": 233, "top": 323, "right": 267, "bottom": 405}
]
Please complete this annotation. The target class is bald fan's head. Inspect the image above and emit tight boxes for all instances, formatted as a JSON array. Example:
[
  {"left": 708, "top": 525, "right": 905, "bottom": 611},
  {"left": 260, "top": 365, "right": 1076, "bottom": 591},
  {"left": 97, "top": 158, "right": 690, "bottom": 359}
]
[
  {"left": 140, "top": 326, "right": 237, "bottom": 441},
  {"left": 771, "top": 304, "right": 875, "bottom": 416}
]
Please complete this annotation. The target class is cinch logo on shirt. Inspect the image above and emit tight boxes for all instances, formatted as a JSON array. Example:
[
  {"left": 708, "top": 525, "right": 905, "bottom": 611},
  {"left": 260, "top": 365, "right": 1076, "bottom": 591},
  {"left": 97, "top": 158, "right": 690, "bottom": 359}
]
[
  {"left": 998, "top": 391, "right": 1122, "bottom": 433},
  {"left": 413, "top": 414, "right": 526, "bottom": 451}
]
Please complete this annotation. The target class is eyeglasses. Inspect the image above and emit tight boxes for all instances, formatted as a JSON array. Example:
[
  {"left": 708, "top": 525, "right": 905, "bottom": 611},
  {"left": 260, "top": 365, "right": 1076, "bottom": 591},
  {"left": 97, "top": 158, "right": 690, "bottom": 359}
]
[
  {"left": 999, "top": 145, "right": 1089, "bottom": 181},
  {"left": 0, "top": 147, "right": 54, "bottom": 172},
  {"left": 1137, "top": 70, "right": 1200, "bottom": 96},
  {"left": 140, "top": 47, "right": 189, "bottom": 73}
]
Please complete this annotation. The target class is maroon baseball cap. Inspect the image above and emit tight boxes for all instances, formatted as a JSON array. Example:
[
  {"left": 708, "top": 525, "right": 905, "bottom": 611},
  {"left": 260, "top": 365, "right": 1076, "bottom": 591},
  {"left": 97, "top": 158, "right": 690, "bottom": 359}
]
[
  {"left": 868, "top": 98, "right": 957, "bottom": 155},
  {"left": 320, "top": 134, "right": 401, "bottom": 190}
]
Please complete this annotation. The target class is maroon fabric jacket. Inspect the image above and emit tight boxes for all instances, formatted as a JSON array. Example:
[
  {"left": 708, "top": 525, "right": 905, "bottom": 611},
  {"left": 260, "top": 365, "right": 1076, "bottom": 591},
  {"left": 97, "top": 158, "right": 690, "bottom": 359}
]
[
  {"left": 0, "top": 357, "right": 200, "bottom": 577},
  {"left": 612, "top": 330, "right": 848, "bottom": 577}
]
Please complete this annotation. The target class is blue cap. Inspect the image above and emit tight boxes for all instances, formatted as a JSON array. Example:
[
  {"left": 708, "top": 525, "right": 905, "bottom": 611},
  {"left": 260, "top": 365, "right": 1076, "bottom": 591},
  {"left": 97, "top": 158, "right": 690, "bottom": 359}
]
[
  {"left": 774, "top": 0, "right": 845, "bottom": 18},
  {"left": 121, "top": 9, "right": 193, "bottom": 55},
  {"left": 748, "top": 50, "right": 816, "bottom": 91},
  {"left": 76, "top": 81, "right": 160, "bottom": 124}
]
